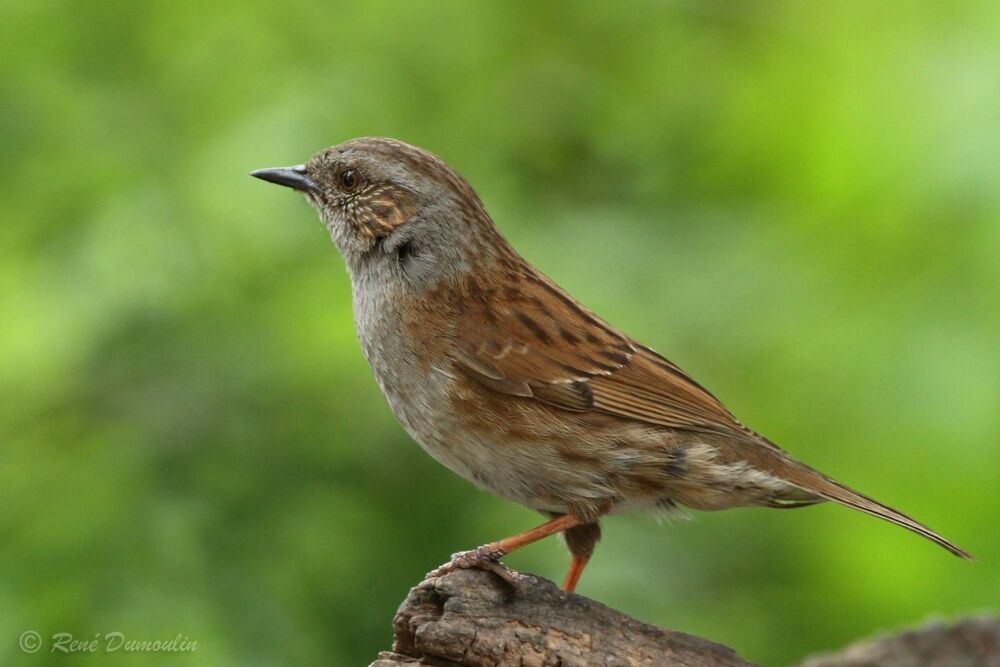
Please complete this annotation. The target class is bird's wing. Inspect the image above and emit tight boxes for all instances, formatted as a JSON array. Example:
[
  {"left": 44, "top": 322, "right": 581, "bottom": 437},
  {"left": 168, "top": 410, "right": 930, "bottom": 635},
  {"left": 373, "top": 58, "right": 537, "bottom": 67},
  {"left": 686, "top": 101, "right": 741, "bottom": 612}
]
[
  {"left": 452, "top": 271, "right": 749, "bottom": 436},
  {"left": 453, "top": 271, "right": 975, "bottom": 561}
]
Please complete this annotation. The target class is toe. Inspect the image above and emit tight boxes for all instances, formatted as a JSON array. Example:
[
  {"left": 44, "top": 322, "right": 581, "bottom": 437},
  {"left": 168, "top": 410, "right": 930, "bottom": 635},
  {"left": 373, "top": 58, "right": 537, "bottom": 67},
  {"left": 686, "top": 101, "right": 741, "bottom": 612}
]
[{"left": 427, "top": 545, "right": 507, "bottom": 579}]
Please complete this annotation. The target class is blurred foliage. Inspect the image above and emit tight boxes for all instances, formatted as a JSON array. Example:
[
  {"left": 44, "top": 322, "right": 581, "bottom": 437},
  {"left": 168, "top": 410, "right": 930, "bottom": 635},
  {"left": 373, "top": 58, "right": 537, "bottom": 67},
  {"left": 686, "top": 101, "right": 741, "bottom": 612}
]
[{"left": 2, "top": 1, "right": 999, "bottom": 665}]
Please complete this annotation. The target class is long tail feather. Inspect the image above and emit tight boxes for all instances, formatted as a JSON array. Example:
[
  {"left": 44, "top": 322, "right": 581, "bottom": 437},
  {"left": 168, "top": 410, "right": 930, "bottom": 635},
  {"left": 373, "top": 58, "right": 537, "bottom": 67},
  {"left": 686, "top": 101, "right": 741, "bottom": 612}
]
[{"left": 774, "top": 458, "right": 973, "bottom": 560}]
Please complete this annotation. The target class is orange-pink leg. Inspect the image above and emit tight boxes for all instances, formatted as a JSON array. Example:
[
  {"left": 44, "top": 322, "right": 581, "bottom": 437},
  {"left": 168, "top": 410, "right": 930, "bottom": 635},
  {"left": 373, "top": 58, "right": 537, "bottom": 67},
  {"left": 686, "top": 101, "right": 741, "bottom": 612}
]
[
  {"left": 429, "top": 514, "right": 582, "bottom": 578},
  {"left": 562, "top": 555, "right": 590, "bottom": 592},
  {"left": 561, "top": 520, "right": 601, "bottom": 592}
]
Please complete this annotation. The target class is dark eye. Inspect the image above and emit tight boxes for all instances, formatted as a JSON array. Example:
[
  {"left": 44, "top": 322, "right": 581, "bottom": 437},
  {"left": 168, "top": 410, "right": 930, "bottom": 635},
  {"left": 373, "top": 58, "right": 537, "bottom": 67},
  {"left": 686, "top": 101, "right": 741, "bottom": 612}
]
[{"left": 340, "top": 168, "right": 359, "bottom": 191}]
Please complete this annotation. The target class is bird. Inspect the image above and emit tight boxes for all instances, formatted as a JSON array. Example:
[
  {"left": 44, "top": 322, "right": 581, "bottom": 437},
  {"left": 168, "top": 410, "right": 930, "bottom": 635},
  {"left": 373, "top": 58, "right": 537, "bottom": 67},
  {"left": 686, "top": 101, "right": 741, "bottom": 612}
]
[{"left": 251, "top": 137, "right": 972, "bottom": 592}]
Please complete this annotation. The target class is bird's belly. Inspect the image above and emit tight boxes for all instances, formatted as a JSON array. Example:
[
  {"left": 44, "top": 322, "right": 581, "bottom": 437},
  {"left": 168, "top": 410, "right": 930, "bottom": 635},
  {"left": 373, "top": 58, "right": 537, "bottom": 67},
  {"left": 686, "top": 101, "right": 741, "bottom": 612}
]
[
  {"left": 386, "top": 393, "right": 594, "bottom": 514},
  {"left": 396, "top": 408, "right": 580, "bottom": 513},
  {"left": 370, "top": 367, "right": 505, "bottom": 494},
  {"left": 391, "top": 394, "right": 669, "bottom": 518}
]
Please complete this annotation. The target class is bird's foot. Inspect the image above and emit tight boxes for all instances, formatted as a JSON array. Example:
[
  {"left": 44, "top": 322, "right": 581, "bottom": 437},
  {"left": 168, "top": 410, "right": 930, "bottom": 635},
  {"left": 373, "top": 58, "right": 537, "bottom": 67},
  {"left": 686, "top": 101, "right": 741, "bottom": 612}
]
[{"left": 427, "top": 544, "right": 523, "bottom": 585}]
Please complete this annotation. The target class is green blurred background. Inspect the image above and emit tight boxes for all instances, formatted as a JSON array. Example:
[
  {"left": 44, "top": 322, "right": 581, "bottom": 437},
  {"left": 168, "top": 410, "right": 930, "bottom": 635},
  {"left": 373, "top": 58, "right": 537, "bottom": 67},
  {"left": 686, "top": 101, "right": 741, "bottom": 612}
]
[{"left": 2, "top": 1, "right": 998, "bottom": 665}]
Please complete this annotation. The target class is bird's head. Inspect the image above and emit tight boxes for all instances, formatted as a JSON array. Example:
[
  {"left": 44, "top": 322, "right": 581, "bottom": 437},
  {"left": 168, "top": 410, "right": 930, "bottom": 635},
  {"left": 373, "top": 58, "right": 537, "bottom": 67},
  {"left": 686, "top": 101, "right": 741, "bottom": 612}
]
[{"left": 252, "top": 137, "right": 503, "bottom": 286}]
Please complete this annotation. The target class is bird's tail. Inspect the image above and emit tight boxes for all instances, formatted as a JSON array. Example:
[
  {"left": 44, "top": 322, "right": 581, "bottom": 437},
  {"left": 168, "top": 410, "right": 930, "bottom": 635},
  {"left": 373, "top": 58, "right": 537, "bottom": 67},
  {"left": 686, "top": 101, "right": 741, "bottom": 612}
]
[{"left": 769, "top": 453, "right": 973, "bottom": 560}]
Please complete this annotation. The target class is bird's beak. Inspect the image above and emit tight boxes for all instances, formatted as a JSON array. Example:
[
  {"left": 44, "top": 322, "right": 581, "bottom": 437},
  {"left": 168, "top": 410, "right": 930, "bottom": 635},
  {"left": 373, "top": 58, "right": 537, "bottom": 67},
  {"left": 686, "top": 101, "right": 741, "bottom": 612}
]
[{"left": 250, "top": 165, "right": 317, "bottom": 193}]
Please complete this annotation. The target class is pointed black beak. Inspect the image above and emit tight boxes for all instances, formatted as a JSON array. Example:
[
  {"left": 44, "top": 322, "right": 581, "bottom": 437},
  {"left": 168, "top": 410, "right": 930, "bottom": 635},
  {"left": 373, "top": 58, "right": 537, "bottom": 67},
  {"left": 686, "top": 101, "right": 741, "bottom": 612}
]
[{"left": 250, "top": 165, "right": 317, "bottom": 193}]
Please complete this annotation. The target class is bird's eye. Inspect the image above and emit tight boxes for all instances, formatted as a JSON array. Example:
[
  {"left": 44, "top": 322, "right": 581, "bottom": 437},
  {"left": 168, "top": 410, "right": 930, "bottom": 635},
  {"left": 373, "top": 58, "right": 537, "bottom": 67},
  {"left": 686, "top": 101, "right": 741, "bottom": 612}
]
[{"left": 340, "top": 168, "right": 359, "bottom": 192}]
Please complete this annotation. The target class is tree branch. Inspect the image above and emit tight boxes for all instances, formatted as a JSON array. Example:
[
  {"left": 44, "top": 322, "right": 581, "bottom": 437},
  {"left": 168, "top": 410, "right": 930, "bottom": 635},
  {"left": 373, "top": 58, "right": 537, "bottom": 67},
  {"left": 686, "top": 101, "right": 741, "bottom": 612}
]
[
  {"left": 800, "top": 615, "right": 1000, "bottom": 667},
  {"left": 369, "top": 569, "right": 753, "bottom": 666},
  {"left": 367, "top": 569, "right": 999, "bottom": 667}
]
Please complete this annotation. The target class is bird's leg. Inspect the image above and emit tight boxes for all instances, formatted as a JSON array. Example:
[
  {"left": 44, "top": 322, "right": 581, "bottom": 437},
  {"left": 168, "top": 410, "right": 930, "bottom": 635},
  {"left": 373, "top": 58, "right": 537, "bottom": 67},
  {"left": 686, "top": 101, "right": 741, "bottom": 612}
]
[
  {"left": 428, "top": 514, "right": 582, "bottom": 580},
  {"left": 561, "top": 521, "right": 601, "bottom": 592},
  {"left": 563, "top": 556, "right": 589, "bottom": 592}
]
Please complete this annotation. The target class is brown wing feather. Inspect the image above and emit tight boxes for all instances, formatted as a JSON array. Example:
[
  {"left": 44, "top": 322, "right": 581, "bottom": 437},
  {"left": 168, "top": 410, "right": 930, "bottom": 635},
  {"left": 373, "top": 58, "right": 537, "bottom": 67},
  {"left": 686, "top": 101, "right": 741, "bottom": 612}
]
[{"left": 452, "top": 270, "right": 747, "bottom": 436}]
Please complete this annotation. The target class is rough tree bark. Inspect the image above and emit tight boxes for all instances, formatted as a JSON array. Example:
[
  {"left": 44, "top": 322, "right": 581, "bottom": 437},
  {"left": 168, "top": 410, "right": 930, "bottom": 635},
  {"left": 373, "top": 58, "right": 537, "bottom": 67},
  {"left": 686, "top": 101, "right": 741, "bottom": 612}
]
[
  {"left": 367, "top": 569, "right": 999, "bottom": 667},
  {"left": 800, "top": 616, "right": 1000, "bottom": 667}
]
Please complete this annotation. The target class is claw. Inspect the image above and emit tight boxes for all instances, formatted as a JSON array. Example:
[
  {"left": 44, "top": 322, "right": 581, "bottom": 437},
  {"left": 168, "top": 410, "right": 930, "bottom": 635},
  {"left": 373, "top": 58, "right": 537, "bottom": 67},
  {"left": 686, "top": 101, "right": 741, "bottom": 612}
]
[{"left": 479, "top": 560, "right": 525, "bottom": 586}]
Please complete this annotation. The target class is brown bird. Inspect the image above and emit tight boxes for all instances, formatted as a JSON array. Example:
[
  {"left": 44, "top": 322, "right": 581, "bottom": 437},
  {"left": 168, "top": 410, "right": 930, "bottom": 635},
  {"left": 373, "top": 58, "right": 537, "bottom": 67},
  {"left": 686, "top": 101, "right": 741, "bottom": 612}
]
[{"left": 251, "top": 137, "right": 971, "bottom": 592}]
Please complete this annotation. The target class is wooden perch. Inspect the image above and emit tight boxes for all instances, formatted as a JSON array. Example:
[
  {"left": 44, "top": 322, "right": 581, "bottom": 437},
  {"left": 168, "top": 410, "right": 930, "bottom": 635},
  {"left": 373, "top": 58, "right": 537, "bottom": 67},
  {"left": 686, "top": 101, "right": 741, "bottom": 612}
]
[
  {"left": 369, "top": 569, "right": 751, "bottom": 666},
  {"left": 800, "top": 615, "right": 1000, "bottom": 667},
  {"left": 368, "top": 569, "right": 999, "bottom": 667}
]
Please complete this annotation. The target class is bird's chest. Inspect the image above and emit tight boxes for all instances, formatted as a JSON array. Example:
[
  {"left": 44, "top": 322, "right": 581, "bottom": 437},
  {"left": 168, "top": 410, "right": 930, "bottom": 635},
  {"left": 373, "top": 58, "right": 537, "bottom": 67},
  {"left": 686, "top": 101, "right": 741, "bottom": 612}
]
[
  {"left": 349, "top": 271, "right": 597, "bottom": 514},
  {"left": 351, "top": 280, "right": 470, "bottom": 469}
]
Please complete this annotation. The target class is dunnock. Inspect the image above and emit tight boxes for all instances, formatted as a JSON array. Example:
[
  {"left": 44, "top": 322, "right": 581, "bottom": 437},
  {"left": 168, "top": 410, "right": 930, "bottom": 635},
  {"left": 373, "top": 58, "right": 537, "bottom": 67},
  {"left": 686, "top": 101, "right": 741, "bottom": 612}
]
[{"left": 252, "top": 137, "right": 970, "bottom": 592}]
